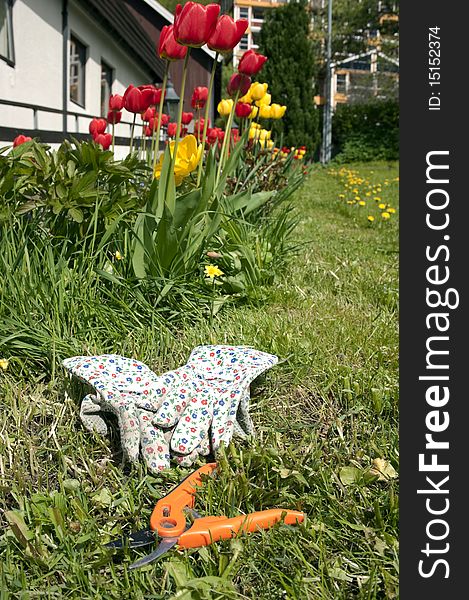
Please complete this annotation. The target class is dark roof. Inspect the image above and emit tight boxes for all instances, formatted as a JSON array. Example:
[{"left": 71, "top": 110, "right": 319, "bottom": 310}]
[{"left": 78, "top": 0, "right": 166, "bottom": 81}]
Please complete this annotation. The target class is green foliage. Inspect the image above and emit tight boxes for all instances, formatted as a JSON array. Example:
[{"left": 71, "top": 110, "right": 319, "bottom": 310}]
[
  {"left": 259, "top": 0, "right": 320, "bottom": 152},
  {"left": 0, "top": 162, "right": 399, "bottom": 598},
  {"left": 0, "top": 139, "right": 148, "bottom": 245},
  {"left": 332, "top": 100, "right": 399, "bottom": 162}
]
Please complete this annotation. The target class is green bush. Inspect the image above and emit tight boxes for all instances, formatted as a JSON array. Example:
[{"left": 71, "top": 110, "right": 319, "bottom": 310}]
[{"left": 332, "top": 100, "right": 399, "bottom": 162}]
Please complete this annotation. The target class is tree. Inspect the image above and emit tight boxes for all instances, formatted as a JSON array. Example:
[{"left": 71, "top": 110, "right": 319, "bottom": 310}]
[{"left": 259, "top": 1, "right": 320, "bottom": 152}]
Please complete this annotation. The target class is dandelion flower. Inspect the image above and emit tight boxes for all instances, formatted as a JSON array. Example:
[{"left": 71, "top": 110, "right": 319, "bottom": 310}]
[
  {"left": 388, "top": 207, "right": 396, "bottom": 214},
  {"left": 374, "top": 196, "right": 381, "bottom": 201},
  {"left": 382, "top": 212, "right": 391, "bottom": 220},
  {"left": 115, "top": 251, "right": 123, "bottom": 260},
  {"left": 367, "top": 215, "right": 375, "bottom": 222},
  {"left": 205, "top": 264, "right": 224, "bottom": 279},
  {"left": 358, "top": 201, "right": 366, "bottom": 206},
  {"left": 339, "top": 194, "right": 345, "bottom": 199},
  {"left": 378, "top": 203, "right": 386, "bottom": 210},
  {"left": 0, "top": 358, "right": 9, "bottom": 371}
]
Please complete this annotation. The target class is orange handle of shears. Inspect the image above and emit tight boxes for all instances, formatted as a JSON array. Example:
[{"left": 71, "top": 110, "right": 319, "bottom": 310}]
[
  {"left": 177, "top": 509, "right": 305, "bottom": 549},
  {"left": 150, "top": 463, "right": 217, "bottom": 538}
]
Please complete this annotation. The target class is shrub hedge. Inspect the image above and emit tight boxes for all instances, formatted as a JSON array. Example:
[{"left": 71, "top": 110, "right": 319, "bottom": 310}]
[{"left": 332, "top": 100, "right": 399, "bottom": 162}]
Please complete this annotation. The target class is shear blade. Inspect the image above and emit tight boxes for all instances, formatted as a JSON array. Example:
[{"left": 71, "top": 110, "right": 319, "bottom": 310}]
[
  {"left": 105, "top": 528, "right": 155, "bottom": 549},
  {"left": 128, "top": 537, "right": 179, "bottom": 570}
]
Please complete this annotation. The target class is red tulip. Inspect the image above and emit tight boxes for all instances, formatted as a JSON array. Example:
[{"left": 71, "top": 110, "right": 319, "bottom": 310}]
[
  {"left": 109, "top": 94, "right": 124, "bottom": 111},
  {"left": 89, "top": 118, "right": 107, "bottom": 137},
  {"left": 235, "top": 102, "right": 252, "bottom": 119},
  {"left": 142, "top": 107, "right": 155, "bottom": 122},
  {"left": 107, "top": 110, "right": 122, "bottom": 124},
  {"left": 167, "top": 122, "right": 178, "bottom": 137},
  {"left": 174, "top": 2, "right": 220, "bottom": 48},
  {"left": 154, "top": 88, "right": 165, "bottom": 105},
  {"left": 145, "top": 126, "right": 153, "bottom": 137},
  {"left": 231, "top": 128, "right": 240, "bottom": 143},
  {"left": 207, "top": 15, "right": 248, "bottom": 53},
  {"left": 158, "top": 25, "right": 188, "bottom": 61},
  {"left": 206, "top": 128, "right": 219, "bottom": 145},
  {"left": 95, "top": 133, "right": 112, "bottom": 150},
  {"left": 148, "top": 112, "right": 170, "bottom": 131},
  {"left": 123, "top": 85, "right": 154, "bottom": 113},
  {"left": 227, "top": 73, "right": 251, "bottom": 97},
  {"left": 191, "top": 86, "right": 209, "bottom": 109},
  {"left": 237, "top": 49, "right": 268, "bottom": 76},
  {"left": 12, "top": 134, "right": 32, "bottom": 147},
  {"left": 194, "top": 118, "right": 210, "bottom": 137},
  {"left": 181, "top": 111, "right": 193, "bottom": 125}
]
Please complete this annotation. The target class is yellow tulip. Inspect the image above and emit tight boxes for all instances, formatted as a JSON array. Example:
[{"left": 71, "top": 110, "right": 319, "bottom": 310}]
[
  {"left": 250, "top": 82, "right": 268, "bottom": 101},
  {"left": 154, "top": 135, "right": 202, "bottom": 186},
  {"left": 217, "top": 98, "right": 233, "bottom": 116},
  {"left": 258, "top": 104, "right": 272, "bottom": 119},
  {"left": 239, "top": 90, "right": 252, "bottom": 103},
  {"left": 269, "top": 104, "right": 286, "bottom": 119},
  {"left": 258, "top": 129, "right": 271, "bottom": 141},
  {"left": 255, "top": 93, "right": 271, "bottom": 107},
  {"left": 249, "top": 106, "right": 259, "bottom": 119}
]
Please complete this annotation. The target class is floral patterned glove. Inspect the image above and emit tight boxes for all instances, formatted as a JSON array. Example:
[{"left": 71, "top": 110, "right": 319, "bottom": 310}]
[
  {"left": 138, "top": 346, "right": 278, "bottom": 459},
  {"left": 63, "top": 354, "right": 172, "bottom": 472}
]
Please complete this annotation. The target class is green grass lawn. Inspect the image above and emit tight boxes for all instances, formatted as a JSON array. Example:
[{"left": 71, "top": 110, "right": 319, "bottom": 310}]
[{"left": 0, "top": 161, "right": 399, "bottom": 599}]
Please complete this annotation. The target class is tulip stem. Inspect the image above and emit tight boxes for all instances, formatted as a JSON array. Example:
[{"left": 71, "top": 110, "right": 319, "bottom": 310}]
[
  {"left": 129, "top": 113, "right": 136, "bottom": 154},
  {"left": 112, "top": 122, "right": 115, "bottom": 154},
  {"left": 171, "top": 50, "right": 190, "bottom": 175},
  {"left": 196, "top": 51, "right": 218, "bottom": 188},
  {"left": 215, "top": 89, "right": 239, "bottom": 188},
  {"left": 152, "top": 63, "right": 169, "bottom": 175}
]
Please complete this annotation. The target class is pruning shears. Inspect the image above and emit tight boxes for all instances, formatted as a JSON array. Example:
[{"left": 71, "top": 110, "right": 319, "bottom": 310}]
[{"left": 106, "top": 462, "right": 305, "bottom": 570}]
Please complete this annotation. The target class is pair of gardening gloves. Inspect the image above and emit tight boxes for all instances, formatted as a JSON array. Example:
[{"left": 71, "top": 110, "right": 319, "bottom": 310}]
[{"left": 63, "top": 345, "right": 278, "bottom": 473}]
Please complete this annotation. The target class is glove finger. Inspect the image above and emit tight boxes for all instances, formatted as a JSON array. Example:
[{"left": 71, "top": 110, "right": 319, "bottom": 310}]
[
  {"left": 80, "top": 394, "right": 108, "bottom": 435},
  {"left": 172, "top": 432, "right": 211, "bottom": 467},
  {"left": 210, "top": 388, "right": 241, "bottom": 451},
  {"left": 169, "top": 389, "right": 215, "bottom": 455},
  {"left": 138, "top": 410, "right": 171, "bottom": 473},
  {"left": 150, "top": 371, "right": 199, "bottom": 427},
  {"left": 114, "top": 396, "right": 141, "bottom": 463}
]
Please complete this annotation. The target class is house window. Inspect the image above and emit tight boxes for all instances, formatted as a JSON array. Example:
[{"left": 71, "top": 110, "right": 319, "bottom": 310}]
[
  {"left": 336, "top": 73, "right": 348, "bottom": 95},
  {"left": 251, "top": 30, "right": 261, "bottom": 48},
  {"left": 239, "top": 7, "right": 249, "bottom": 19},
  {"left": 101, "top": 61, "right": 113, "bottom": 117},
  {"left": 252, "top": 7, "right": 265, "bottom": 21},
  {"left": 0, "top": 0, "right": 14, "bottom": 64},
  {"left": 239, "top": 35, "right": 249, "bottom": 50},
  {"left": 70, "top": 35, "right": 87, "bottom": 106}
]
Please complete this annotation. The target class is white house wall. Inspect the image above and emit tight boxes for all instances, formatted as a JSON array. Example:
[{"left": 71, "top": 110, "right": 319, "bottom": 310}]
[{"left": 1, "top": 0, "right": 155, "bottom": 151}]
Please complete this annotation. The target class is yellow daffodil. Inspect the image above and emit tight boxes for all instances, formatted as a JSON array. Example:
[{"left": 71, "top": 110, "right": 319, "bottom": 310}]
[
  {"left": 0, "top": 358, "right": 9, "bottom": 371},
  {"left": 255, "top": 93, "right": 271, "bottom": 107},
  {"left": 367, "top": 215, "right": 375, "bottom": 222},
  {"left": 154, "top": 135, "right": 202, "bottom": 187},
  {"left": 250, "top": 82, "right": 268, "bottom": 101},
  {"left": 205, "top": 264, "right": 223, "bottom": 279},
  {"left": 382, "top": 212, "right": 391, "bottom": 220},
  {"left": 269, "top": 104, "right": 287, "bottom": 119},
  {"left": 217, "top": 98, "right": 233, "bottom": 116}
]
